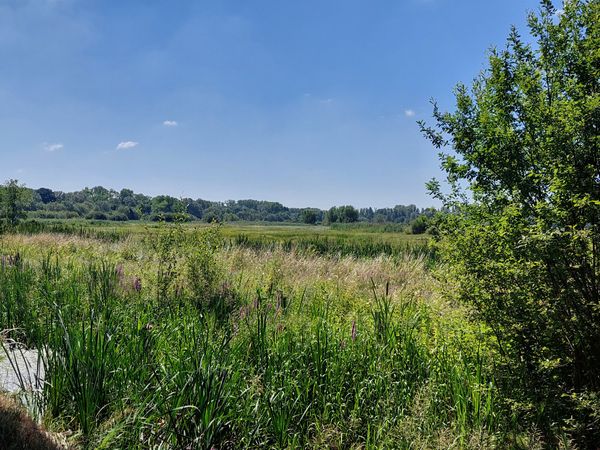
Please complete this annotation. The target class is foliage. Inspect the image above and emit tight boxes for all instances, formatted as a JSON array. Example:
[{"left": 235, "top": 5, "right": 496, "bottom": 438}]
[
  {"left": 409, "top": 215, "right": 430, "bottom": 234},
  {"left": 300, "top": 208, "right": 320, "bottom": 224},
  {"left": 0, "top": 179, "right": 32, "bottom": 226},
  {"left": 185, "top": 225, "right": 232, "bottom": 318},
  {"left": 0, "top": 223, "right": 510, "bottom": 448},
  {"left": 421, "top": 0, "right": 599, "bottom": 445},
  {"left": 324, "top": 205, "right": 359, "bottom": 224},
  {"left": 22, "top": 184, "right": 435, "bottom": 224}
]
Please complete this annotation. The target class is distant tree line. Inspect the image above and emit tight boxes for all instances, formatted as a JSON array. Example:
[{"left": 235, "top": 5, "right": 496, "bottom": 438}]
[{"left": 1, "top": 183, "right": 436, "bottom": 231}]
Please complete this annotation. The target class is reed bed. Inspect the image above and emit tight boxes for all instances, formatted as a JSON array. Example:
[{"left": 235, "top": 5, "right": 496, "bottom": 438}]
[{"left": 0, "top": 224, "right": 509, "bottom": 449}]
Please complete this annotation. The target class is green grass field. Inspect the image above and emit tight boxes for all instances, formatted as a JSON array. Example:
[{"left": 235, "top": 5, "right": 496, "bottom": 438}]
[
  {"left": 0, "top": 221, "right": 538, "bottom": 449},
  {"left": 9, "top": 220, "right": 432, "bottom": 260}
]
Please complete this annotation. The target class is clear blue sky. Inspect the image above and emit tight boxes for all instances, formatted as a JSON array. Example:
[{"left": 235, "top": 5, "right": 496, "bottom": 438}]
[{"left": 1, "top": 0, "right": 545, "bottom": 208}]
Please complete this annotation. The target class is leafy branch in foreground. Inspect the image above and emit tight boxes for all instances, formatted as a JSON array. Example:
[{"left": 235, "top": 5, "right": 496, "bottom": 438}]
[{"left": 421, "top": 0, "right": 599, "bottom": 446}]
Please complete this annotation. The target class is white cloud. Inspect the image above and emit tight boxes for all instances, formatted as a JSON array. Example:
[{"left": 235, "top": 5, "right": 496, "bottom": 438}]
[
  {"left": 43, "top": 142, "right": 63, "bottom": 152},
  {"left": 555, "top": 8, "right": 565, "bottom": 17},
  {"left": 163, "top": 120, "right": 178, "bottom": 127},
  {"left": 404, "top": 109, "right": 416, "bottom": 117},
  {"left": 116, "top": 141, "right": 138, "bottom": 150}
]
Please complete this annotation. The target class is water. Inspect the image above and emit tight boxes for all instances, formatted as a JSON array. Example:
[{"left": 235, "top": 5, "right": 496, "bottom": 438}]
[{"left": 0, "top": 346, "right": 45, "bottom": 393}]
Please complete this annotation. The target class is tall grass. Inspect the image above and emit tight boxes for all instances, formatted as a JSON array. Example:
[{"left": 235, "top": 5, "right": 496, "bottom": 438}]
[
  {"left": 230, "top": 232, "right": 435, "bottom": 261},
  {"left": 0, "top": 224, "right": 505, "bottom": 448},
  {"left": 1, "top": 220, "right": 126, "bottom": 243},
  {"left": 2, "top": 219, "right": 434, "bottom": 260}
]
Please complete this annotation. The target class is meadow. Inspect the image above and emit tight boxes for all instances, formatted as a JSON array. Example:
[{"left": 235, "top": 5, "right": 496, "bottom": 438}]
[{"left": 0, "top": 220, "right": 546, "bottom": 449}]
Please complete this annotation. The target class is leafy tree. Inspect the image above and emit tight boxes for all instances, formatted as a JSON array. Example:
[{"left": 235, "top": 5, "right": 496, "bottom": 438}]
[
  {"left": 340, "top": 205, "right": 359, "bottom": 223},
  {"left": 325, "top": 205, "right": 359, "bottom": 224},
  {"left": 0, "top": 179, "right": 31, "bottom": 225},
  {"left": 36, "top": 187, "right": 56, "bottom": 204},
  {"left": 18, "top": 182, "right": 436, "bottom": 225},
  {"left": 409, "top": 215, "right": 429, "bottom": 234},
  {"left": 421, "top": 0, "right": 599, "bottom": 444},
  {"left": 151, "top": 195, "right": 181, "bottom": 215},
  {"left": 300, "top": 208, "right": 318, "bottom": 224}
]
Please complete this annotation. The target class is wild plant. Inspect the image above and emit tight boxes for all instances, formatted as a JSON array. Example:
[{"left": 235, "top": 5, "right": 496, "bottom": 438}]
[
  {"left": 142, "top": 317, "right": 233, "bottom": 450},
  {"left": 185, "top": 224, "right": 238, "bottom": 325},
  {"left": 0, "top": 225, "right": 510, "bottom": 448},
  {"left": 371, "top": 280, "right": 395, "bottom": 344},
  {"left": 146, "top": 218, "right": 185, "bottom": 307}
]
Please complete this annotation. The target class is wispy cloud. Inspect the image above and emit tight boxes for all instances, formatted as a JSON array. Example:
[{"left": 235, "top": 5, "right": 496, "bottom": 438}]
[
  {"left": 554, "top": 8, "right": 565, "bottom": 17},
  {"left": 404, "top": 109, "right": 416, "bottom": 117},
  {"left": 43, "top": 142, "right": 63, "bottom": 152},
  {"left": 116, "top": 141, "right": 138, "bottom": 150},
  {"left": 163, "top": 120, "right": 178, "bottom": 127}
]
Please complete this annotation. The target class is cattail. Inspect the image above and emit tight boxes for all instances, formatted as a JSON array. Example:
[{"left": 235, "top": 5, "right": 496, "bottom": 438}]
[
  {"left": 351, "top": 320, "right": 357, "bottom": 342},
  {"left": 133, "top": 277, "right": 142, "bottom": 293}
]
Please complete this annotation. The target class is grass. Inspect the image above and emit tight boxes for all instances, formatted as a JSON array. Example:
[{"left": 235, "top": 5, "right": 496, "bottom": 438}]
[
  {"left": 6, "top": 220, "right": 431, "bottom": 259},
  {"left": 0, "top": 221, "right": 530, "bottom": 448}
]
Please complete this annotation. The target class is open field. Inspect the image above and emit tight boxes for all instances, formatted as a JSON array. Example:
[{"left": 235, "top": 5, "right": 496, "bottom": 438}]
[
  {"left": 7, "top": 220, "right": 432, "bottom": 260},
  {"left": 0, "top": 221, "right": 525, "bottom": 449},
  {"left": 1, "top": 1, "right": 597, "bottom": 448}
]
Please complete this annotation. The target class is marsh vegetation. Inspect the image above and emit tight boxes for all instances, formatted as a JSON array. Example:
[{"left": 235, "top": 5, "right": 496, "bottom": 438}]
[
  {"left": 1, "top": 223, "right": 499, "bottom": 449},
  {"left": 1, "top": 1, "right": 598, "bottom": 448}
]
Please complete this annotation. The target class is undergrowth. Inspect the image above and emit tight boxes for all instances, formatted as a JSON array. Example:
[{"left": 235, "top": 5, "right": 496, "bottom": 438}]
[{"left": 0, "top": 223, "right": 524, "bottom": 448}]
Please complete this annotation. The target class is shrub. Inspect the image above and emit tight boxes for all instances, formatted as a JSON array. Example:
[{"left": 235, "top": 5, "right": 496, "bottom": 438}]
[{"left": 421, "top": 0, "right": 600, "bottom": 444}]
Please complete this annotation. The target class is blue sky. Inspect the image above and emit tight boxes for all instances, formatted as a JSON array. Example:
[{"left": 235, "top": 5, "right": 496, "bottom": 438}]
[{"left": 1, "top": 0, "right": 544, "bottom": 208}]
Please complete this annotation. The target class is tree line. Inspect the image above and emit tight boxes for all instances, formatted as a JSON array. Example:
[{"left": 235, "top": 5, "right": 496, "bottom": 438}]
[{"left": 0, "top": 181, "right": 435, "bottom": 230}]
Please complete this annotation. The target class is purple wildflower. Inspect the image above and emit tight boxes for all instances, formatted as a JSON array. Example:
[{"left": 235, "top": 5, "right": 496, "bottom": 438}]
[{"left": 133, "top": 277, "right": 142, "bottom": 293}]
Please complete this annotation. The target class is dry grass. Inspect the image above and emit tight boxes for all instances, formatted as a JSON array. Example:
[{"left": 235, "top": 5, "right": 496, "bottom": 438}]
[
  {"left": 0, "top": 231, "right": 457, "bottom": 328},
  {"left": 223, "top": 247, "right": 435, "bottom": 298},
  {"left": 1, "top": 231, "right": 437, "bottom": 301}
]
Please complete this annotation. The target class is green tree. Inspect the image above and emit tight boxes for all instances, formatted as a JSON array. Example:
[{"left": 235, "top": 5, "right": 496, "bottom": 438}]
[
  {"left": 325, "top": 205, "right": 359, "bottom": 224},
  {"left": 340, "top": 205, "right": 358, "bottom": 223},
  {"left": 0, "top": 179, "right": 31, "bottom": 225},
  {"left": 409, "top": 215, "right": 429, "bottom": 234},
  {"left": 36, "top": 187, "right": 56, "bottom": 204},
  {"left": 300, "top": 208, "right": 318, "bottom": 224},
  {"left": 421, "top": 1, "right": 599, "bottom": 444}
]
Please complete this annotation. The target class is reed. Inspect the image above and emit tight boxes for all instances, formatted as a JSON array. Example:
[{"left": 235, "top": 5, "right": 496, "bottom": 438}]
[{"left": 0, "top": 223, "right": 514, "bottom": 448}]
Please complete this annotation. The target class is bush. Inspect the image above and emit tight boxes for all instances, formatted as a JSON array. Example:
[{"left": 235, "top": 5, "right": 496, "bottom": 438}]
[
  {"left": 409, "top": 215, "right": 429, "bottom": 235},
  {"left": 85, "top": 211, "right": 108, "bottom": 221},
  {"left": 421, "top": 1, "right": 600, "bottom": 445}
]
